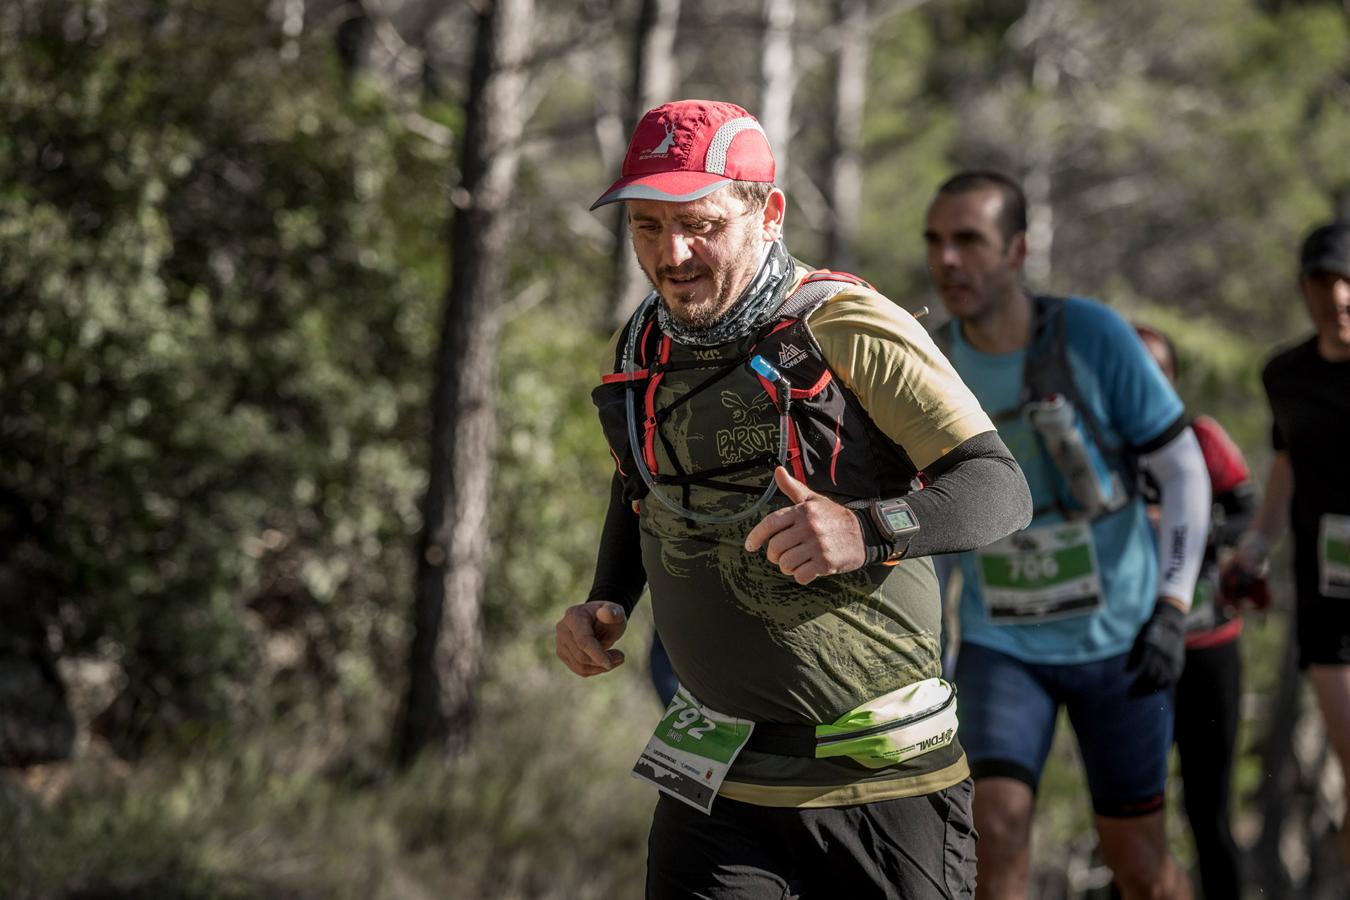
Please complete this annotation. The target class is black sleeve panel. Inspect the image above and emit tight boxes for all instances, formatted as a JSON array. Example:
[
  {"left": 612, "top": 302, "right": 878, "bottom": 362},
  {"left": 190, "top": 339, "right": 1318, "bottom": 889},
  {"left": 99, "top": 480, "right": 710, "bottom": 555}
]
[
  {"left": 585, "top": 473, "right": 647, "bottom": 614},
  {"left": 1131, "top": 413, "right": 1188, "bottom": 455},
  {"left": 899, "top": 430, "right": 1032, "bottom": 559}
]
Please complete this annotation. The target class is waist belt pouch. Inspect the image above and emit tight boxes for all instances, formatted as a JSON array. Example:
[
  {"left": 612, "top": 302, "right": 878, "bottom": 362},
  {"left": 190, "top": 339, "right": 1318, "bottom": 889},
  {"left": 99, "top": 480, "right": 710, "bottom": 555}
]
[
  {"left": 814, "top": 678, "right": 958, "bottom": 769},
  {"left": 746, "top": 678, "right": 959, "bottom": 769},
  {"left": 591, "top": 379, "right": 649, "bottom": 503}
]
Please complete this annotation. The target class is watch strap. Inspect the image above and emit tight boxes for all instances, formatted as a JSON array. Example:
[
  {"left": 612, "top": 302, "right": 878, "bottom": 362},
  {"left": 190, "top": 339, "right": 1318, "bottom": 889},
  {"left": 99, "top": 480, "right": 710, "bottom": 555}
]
[{"left": 852, "top": 508, "right": 895, "bottom": 566}]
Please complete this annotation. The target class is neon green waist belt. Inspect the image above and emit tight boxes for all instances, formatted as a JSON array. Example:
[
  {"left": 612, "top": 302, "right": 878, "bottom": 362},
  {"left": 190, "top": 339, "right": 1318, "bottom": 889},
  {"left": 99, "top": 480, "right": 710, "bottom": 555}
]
[{"left": 744, "top": 677, "right": 958, "bottom": 769}]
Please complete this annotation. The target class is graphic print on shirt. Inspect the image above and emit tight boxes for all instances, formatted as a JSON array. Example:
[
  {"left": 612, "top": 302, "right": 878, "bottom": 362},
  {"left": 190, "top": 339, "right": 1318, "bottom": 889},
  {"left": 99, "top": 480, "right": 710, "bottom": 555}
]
[
  {"left": 642, "top": 352, "right": 937, "bottom": 696},
  {"left": 717, "top": 390, "right": 778, "bottom": 465}
]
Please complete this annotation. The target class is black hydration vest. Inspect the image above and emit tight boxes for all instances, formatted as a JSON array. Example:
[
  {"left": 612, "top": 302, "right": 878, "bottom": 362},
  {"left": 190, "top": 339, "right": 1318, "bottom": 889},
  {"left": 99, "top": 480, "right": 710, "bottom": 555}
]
[{"left": 592, "top": 271, "right": 921, "bottom": 519}]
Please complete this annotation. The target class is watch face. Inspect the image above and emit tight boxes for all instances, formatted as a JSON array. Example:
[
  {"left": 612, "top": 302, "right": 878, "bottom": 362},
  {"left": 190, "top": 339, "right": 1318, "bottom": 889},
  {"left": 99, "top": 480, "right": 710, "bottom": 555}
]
[{"left": 881, "top": 504, "right": 917, "bottom": 533}]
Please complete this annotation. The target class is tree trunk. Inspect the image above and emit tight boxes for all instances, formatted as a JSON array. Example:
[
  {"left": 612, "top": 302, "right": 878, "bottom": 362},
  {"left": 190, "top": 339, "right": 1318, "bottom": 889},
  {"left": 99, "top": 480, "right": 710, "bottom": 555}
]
[
  {"left": 334, "top": 1, "right": 372, "bottom": 85},
  {"left": 1021, "top": 43, "right": 1058, "bottom": 286},
  {"left": 604, "top": 0, "right": 681, "bottom": 332},
  {"left": 824, "top": 0, "right": 869, "bottom": 270},
  {"left": 758, "top": 0, "right": 795, "bottom": 186},
  {"left": 1007, "top": 0, "right": 1060, "bottom": 285},
  {"left": 396, "top": 0, "right": 532, "bottom": 767},
  {"left": 0, "top": 566, "right": 74, "bottom": 767}
]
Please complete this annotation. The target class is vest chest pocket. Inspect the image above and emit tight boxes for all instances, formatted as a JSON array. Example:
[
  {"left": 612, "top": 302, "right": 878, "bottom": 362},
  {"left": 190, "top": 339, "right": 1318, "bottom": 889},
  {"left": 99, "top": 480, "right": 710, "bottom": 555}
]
[{"left": 592, "top": 377, "right": 649, "bottom": 502}]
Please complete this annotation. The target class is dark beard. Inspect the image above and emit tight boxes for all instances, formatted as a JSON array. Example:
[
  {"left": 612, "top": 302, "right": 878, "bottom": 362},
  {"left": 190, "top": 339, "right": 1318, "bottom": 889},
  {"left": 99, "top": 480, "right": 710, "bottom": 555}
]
[
  {"left": 658, "top": 294, "right": 727, "bottom": 329},
  {"left": 652, "top": 240, "right": 794, "bottom": 347},
  {"left": 646, "top": 234, "right": 764, "bottom": 331}
]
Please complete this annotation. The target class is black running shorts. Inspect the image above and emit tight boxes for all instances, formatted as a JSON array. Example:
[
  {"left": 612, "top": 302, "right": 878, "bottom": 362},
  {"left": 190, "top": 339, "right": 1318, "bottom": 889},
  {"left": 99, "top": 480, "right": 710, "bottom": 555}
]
[
  {"left": 1297, "top": 589, "right": 1350, "bottom": 667},
  {"left": 645, "top": 778, "right": 977, "bottom": 899}
]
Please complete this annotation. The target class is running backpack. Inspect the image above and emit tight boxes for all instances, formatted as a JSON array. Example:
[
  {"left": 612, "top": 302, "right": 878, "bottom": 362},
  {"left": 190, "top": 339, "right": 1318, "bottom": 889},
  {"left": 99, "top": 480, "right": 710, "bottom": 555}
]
[
  {"left": 593, "top": 271, "right": 921, "bottom": 522},
  {"left": 935, "top": 294, "right": 1138, "bottom": 520}
]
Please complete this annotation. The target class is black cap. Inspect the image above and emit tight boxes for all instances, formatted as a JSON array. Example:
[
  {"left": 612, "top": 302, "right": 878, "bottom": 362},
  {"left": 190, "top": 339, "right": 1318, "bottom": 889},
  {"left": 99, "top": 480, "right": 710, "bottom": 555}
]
[{"left": 1300, "top": 221, "right": 1350, "bottom": 277}]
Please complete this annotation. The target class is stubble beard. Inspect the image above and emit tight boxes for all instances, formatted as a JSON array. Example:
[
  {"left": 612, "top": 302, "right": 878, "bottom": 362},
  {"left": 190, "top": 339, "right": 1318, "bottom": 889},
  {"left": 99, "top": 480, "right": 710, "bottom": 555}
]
[
  {"left": 644, "top": 233, "right": 763, "bottom": 330},
  {"left": 657, "top": 274, "right": 730, "bottom": 329}
]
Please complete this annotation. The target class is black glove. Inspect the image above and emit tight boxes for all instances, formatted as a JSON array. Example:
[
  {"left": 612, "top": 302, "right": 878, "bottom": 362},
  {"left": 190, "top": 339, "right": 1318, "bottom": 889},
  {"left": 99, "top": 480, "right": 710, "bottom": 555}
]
[{"left": 1126, "top": 601, "right": 1187, "bottom": 697}]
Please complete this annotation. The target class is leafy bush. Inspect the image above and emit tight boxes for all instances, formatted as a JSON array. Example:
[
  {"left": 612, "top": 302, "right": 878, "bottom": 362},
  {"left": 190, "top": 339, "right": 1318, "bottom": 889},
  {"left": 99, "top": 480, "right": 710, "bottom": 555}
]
[
  {"left": 0, "top": 0, "right": 444, "bottom": 749},
  {"left": 1, "top": 647, "right": 661, "bottom": 900}
]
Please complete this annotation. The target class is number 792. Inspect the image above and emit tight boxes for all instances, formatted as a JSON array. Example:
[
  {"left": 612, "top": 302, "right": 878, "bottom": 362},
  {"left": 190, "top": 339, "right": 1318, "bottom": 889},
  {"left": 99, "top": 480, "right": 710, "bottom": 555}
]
[{"left": 664, "top": 694, "right": 715, "bottom": 741}]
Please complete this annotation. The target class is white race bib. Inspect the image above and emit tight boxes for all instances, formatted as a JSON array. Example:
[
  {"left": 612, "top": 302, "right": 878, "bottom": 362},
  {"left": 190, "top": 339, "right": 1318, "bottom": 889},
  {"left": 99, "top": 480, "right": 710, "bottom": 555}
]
[
  {"left": 631, "top": 686, "right": 754, "bottom": 815},
  {"left": 1319, "top": 514, "right": 1350, "bottom": 599},
  {"left": 976, "top": 520, "right": 1104, "bottom": 624}
]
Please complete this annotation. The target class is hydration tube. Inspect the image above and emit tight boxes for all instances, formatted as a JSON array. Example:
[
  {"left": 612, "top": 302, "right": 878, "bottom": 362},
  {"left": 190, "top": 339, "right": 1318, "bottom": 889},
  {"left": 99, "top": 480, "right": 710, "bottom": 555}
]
[{"left": 622, "top": 294, "right": 791, "bottom": 525}]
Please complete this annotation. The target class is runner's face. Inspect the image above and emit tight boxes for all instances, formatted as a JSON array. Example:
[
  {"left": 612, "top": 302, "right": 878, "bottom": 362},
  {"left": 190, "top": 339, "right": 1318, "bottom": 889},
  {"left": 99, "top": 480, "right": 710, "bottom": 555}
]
[
  {"left": 628, "top": 188, "right": 785, "bottom": 329},
  {"left": 923, "top": 188, "right": 1026, "bottom": 323},
  {"left": 1301, "top": 268, "right": 1350, "bottom": 349}
]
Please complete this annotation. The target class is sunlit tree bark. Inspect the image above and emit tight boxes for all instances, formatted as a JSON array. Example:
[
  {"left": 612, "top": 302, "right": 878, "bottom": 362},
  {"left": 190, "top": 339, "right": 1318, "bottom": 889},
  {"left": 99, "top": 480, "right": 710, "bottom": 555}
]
[
  {"left": 758, "top": 0, "right": 795, "bottom": 186},
  {"left": 396, "top": 0, "right": 532, "bottom": 766},
  {"left": 823, "top": 0, "right": 869, "bottom": 270},
  {"left": 605, "top": 0, "right": 681, "bottom": 332}
]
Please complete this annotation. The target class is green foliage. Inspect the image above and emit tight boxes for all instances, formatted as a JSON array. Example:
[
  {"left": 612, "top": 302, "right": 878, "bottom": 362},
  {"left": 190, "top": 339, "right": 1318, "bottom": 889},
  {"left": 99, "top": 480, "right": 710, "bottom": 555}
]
[
  {"left": 855, "top": 12, "right": 955, "bottom": 309},
  {"left": 3, "top": 0, "right": 1348, "bottom": 894},
  {"left": 0, "top": 0, "right": 444, "bottom": 746},
  {"left": 1, "top": 650, "right": 660, "bottom": 900},
  {"left": 488, "top": 309, "right": 615, "bottom": 640},
  {"left": 917, "top": 0, "right": 1348, "bottom": 342}
]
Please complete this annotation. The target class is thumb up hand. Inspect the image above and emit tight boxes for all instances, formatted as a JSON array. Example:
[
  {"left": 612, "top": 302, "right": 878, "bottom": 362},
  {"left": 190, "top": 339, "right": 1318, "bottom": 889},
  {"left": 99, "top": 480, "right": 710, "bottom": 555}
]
[{"left": 744, "top": 467, "right": 865, "bottom": 584}]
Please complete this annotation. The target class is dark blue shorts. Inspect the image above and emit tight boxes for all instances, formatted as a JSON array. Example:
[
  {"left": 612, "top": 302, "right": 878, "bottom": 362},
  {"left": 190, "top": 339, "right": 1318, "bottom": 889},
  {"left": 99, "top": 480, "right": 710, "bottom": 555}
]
[{"left": 953, "top": 642, "right": 1173, "bottom": 818}]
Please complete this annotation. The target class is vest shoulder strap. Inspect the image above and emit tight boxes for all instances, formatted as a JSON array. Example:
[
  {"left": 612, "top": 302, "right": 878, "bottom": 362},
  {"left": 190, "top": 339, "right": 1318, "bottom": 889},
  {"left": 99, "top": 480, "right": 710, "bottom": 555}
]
[
  {"left": 934, "top": 295, "right": 1071, "bottom": 403},
  {"left": 934, "top": 296, "right": 1094, "bottom": 426},
  {"left": 1024, "top": 294, "right": 1121, "bottom": 457},
  {"left": 612, "top": 291, "right": 662, "bottom": 371},
  {"left": 777, "top": 270, "right": 873, "bottom": 320},
  {"left": 1022, "top": 294, "right": 1069, "bottom": 406}
]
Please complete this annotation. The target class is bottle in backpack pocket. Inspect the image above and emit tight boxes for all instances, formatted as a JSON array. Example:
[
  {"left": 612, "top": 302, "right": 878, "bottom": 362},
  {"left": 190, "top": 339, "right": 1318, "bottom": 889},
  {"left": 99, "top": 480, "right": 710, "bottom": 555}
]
[{"left": 1024, "top": 394, "right": 1126, "bottom": 519}]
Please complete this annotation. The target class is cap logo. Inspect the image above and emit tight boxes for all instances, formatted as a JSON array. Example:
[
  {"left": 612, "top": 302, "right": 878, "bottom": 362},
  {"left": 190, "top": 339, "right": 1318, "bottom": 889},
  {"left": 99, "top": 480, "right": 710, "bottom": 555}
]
[
  {"left": 705, "top": 118, "right": 764, "bottom": 175},
  {"left": 641, "top": 123, "right": 678, "bottom": 160}
]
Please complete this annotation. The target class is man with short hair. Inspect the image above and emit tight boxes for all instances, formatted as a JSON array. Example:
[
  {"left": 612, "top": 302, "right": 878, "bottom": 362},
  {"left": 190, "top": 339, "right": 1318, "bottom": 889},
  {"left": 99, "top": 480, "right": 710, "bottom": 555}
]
[
  {"left": 556, "top": 101, "right": 1032, "bottom": 898},
  {"left": 1224, "top": 220, "right": 1350, "bottom": 876},
  {"left": 924, "top": 171, "right": 1211, "bottom": 900}
]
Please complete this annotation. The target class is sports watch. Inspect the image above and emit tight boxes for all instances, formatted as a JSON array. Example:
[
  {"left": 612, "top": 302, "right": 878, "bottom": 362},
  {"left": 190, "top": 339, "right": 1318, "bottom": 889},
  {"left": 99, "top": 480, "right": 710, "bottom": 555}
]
[{"left": 868, "top": 497, "right": 920, "bottom": 561}]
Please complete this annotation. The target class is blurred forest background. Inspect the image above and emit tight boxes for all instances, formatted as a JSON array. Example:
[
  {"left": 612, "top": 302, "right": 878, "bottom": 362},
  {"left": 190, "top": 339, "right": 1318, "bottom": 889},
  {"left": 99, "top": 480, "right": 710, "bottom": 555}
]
[{"left": 2, "top": 0, "right": 1349, "bottom": 897}]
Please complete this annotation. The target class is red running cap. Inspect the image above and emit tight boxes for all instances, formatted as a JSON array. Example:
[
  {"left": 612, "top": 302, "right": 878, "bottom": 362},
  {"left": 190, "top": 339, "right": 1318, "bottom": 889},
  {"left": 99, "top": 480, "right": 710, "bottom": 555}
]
[{"left": 591, "top": 99, "right": 775, "bottom": 211}]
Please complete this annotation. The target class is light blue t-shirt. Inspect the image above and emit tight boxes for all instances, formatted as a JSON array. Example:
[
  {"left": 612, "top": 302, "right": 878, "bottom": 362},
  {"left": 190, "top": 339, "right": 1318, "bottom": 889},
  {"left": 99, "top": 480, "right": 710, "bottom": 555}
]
[{"left": 946, "top": 297, "right": 1184, "bottom": 665}]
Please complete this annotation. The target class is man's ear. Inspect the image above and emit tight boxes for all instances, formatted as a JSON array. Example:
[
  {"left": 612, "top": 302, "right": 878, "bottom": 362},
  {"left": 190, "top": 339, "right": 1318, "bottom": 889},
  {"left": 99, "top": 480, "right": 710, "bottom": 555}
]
[
  {"left": 760, "top": 188, "right": 787, "bottom": 241},
  {"left": 1006, "top": 231, "right": 1028, "bottom": 270}
]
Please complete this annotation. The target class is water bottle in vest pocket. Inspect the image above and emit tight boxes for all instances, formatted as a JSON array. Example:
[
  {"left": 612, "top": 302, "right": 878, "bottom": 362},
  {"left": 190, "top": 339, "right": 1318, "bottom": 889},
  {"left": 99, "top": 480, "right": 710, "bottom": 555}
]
[{"left": 1024, "top": 394, "right": 1127, "bottom": 520}]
